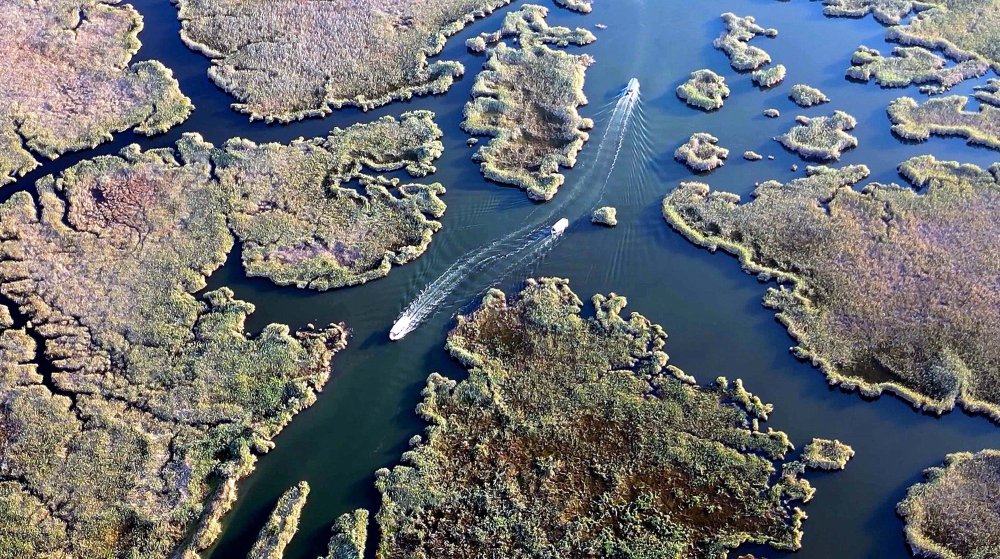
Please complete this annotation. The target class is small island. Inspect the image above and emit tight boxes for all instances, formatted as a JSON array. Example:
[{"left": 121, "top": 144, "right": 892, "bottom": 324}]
[
  {"left": 1, "top": 0, "right": 192, "bottom": 186},
  {"left": 752, "top": 64, "right": 787, "bottom": 88},
  {"left": 463, "top": 5, "right": 595, "bottom": 200},
  {"left": 323, "top": 509, "right": 369, "bottom": 559},
  {"left": 713, "top": 12, "right": 778, "bottom": 71},
  {"left": 790, "top": 84, "right": 830, "bottom": 107},
  {"left": 592, "top": 206, "right": 618, "bottom": 226},
  {"left": 975, "top": 79, "right": 1000, "bottom": 106},
  {"left": 662, "top": 156, "right": 1000, "bottom": 420},
  {"left": 801, "top": 439, "right": 855, "bottom": 470},
  {"left": 675, "top": 132, "right": 730, "bottom": 172},
  {"left": 776, "top": 111, "right": 859, "bottom": 160},
  {"left": 847, "top": 45, "right": 988, "bottom": 94},
  {"left": 888, "top": 95, "right": 1000, "bottom": 150},
  {"left": 677, "top": 69, "right": 730, "bottom": 111},
  {"left": 898, "top": 450, "right": 1000, "bottom": 559},
  {"left": 372, "top": 278, "right": 850, "bottom": 558}
]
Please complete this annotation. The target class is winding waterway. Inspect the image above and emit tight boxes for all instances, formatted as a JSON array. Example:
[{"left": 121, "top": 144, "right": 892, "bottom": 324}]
[{"left": 9, "top": 0, "right": 1000, "bottom": 557}]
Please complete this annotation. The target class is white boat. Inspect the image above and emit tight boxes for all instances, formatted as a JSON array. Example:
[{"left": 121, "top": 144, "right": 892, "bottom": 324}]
[
  {"left": 389, "top": 316, "right": 411, "bottom": 341},
  {"left": 625, "top": 78, "right": 640, "bottom": 98},
  {"left": 551, "top": 218, "right": 569, "bottom": 236}
]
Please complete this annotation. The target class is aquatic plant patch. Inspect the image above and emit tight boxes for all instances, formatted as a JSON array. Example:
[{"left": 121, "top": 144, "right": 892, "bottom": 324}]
[
  {"left": 889, "top": 95, "right": 1000, "bottom": 150},
  {"left": 847, "top": 45, "right": 988, "bottom": 94},
  {"left": 776, "top": 111, "right": 859, "bottom": 160}
]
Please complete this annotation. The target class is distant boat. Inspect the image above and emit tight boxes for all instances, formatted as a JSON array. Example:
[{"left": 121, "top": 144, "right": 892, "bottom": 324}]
[
  {"left": 389, "top": 316, "right": 411, "bottom": 341},
  {"left": 625, "top": 78, "right": 640, "bottom": 99},
  {"left": 551, "top": 217, "right": 569, "bottom": 236}
]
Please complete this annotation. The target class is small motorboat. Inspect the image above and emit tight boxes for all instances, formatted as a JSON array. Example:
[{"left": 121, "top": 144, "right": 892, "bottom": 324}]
[
  {"left": 625, "top": 78, "right": 640, "bottom": 98},
  {"left": 389, "top": 316, "right": 411, "bottom": 341},
  {"left": 551, "top": 217, "right": 569, "bottom": 236}
]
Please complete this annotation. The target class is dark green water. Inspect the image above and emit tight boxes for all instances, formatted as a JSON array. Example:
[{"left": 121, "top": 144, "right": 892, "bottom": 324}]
[{"left": 12, "top": 0, "right": 1000, "bottom": 557}]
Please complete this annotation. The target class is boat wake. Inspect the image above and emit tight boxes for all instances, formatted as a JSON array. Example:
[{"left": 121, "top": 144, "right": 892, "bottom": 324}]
[{"left": 389, "top": 79, "right": 644, "bottom": 340}]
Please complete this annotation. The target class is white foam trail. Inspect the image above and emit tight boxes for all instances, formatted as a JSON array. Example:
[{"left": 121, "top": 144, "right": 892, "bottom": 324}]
[{"left": 390, "top": 79, "right": 643, "bottom": 340}]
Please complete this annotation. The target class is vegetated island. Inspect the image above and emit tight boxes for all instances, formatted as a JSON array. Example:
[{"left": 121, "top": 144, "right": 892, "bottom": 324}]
[
  {"left": 0, "top": 113, "right": 448, "bottom": 557},
  {"left": 801, "top": 439, "right": 855, "bottom": 470},
  {"left": 553, "top": 0, "right": 593, "bottom": 13},
  {"left": 370, "top": 277, "right": 850, "bottom": 558},
  {"left": 0, "top": 0, "right": 192, "bottom": 186},
  {"left": 974, "top": 79, "right": 1000, "bottom": 106},
  {"left": 662, "top": 156, "right": 1000, "bottom": 420},
  {"left": 677, "top": 69, "right": 730, "bottom": 111},
  {"left": 847, "top": 45, "right": 988, "bottom": 94},
  {"left": 247, "top": 482, "right": 310, "bottom": 559},
  {"left": 713, "top": 12, "right": 778, "bottom": 71},
  {"left": 790, "top": 84, "right": 831, "bottom": 107},
  {"left": 776, "top": 111, "right": 859, "bottom": 160},
  {"left": 675, "top": 132, "right": 730, "bottom": 172},
  {"left": 897, "top": 449, "right": 1000, "bottom": 559},
  {"left": 462, "top": 5, "right": 595, "bottom": 200},
  {"left": 888, "top": 95, "right": 1000, "bottom": 150},
  {"left": 819, "top": 0, "right": 1000, "bottom": 72},
  {"left": 174, "top": 0, "right": 515, "bottom": 121},
  {"left": 219, "top": 111, "right": 447, "bottom": 290},
  {"left": 591, "top": 205, "right": 617, "bottom": 226},
  {"left": 753, "top": 64, "right": 787, "bottom": 88}
]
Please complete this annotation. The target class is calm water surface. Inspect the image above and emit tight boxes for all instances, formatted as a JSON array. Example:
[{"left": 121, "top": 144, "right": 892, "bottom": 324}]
[{"left": 12, "top": 1, "right": 1000, "bottom": 557}]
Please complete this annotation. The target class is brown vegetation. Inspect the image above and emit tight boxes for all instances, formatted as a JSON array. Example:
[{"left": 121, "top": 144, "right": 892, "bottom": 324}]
[
  {"left": 463, "top": 6, "right": 595, "bottom": 200},
  {"left": 776, "top": 111, "right": 859, "bottom": 160},
  {"left": 675, "top": 132, "right": 730, "bottom": 172},
  {"left": 662, "top": 156, "right": 1000, "bottom": 420},
  {"left": 373, "top": 277, "right": 850, "bottom": 558},
  {"left": 247, "top": 482, "right": 310, "bottom": 559},
  {"left": 847, "top": 45, "right": 988, "bottom": 94},
  {"left": 677, "top": 69, "right": 730, "bottom": 111},
  {"left": 898, "top": 450, "right": 1000, "bottom": 559},
  {"left": 0, "top": 0, "right": 191, "bottom": 186},
  {"left": 713, "top": 13, "right": 778, "bottom": 71},
  {"left": 888, "top": 95, "right": 1000, "bottom": 150},
  {"left": 174, "top": 0, "right": 515, "bottom": 121}
]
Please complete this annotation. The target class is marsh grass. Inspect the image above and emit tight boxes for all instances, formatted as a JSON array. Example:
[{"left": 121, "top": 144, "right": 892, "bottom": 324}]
[
  {"left": 175, "top": 0, "right": 515, "bottom": 121},
  {"left": 662, "top": 157, "right": 1000, "bottom": 421},
  {"left": 372, "top": 278, "right": 848, "bottom": 558},
  {"left": 898, "top": 450, "right": 1000, "bottom": 559},
  {"left": 462, "top": 6, "right": 595, "bottom": 200},
  {"left": 247, "top": 481, "right": 309, "bottom": 559},
  {"left": 0, "top": 0, "right": 192, "bottom": 186},
  {"left": 675, "top": 132, "right": 730, "bottom": 172},
  {"left": 591, "top": 205, "right": 617, "bottom": 226},
  {"left": 322, "top": 509, "right": 368, "bottom": 559},
  {"left": 752, "top": 64, "right": 787, "bottom": 88},
  {"left": 847, "top": 45, "right": 988, "bottom": 93},
  {"left": 790, "top": 84, "right": 831, "bottom": 107},
  {"left": 677, "top": 69, "right": 730, "bottom": 111},
  {"left": 713, "top": 13, "right": 778, "bottom": 72},
  {"left": 889, "top": 95, "right": 1000, "bottom": 150},
  {"left": 0, "top": 111, "right": 448, "bottom": 557},
  {"left": 776, "top": 111, "right": 859, "bottom": 160}
]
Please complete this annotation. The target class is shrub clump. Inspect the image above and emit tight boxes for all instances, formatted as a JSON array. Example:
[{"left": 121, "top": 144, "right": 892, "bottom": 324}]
[
  {"left": 790, "top": 84, "right": 831, "bottom": 107},
  {"left": 662, "top": 156, "right": 1000, "bottom": 420},
  {"left": 174, "top": 0, "right": 514, "bottom": 121},
  {"left": 801, "top": 439, "right": 855, "bottom": 470},
  {"left": 888, "top": 95, "right": 1000, "bottom": 150},
  {"left": 322, "top": 509, "right": 369, "bottom": 559},
  {"left": 591, "top": 206, "right": 618, "bottom": 226},
  {"left": 463, "top": 5, "right": 595, "bottom": 200},
  {"left": 713, "top": 12, "right": 778, "bottom": 71},
  {"left": 847, "top": 45, "right": 988, "bottom": 94},
  {"left": 0, "top": 0, "right": 192, "bottom": 186},
  {"left": 0, "top": 135, "right": 347, "bottom": 557},
  {"left": 753, "top": 64, "right": 787, "bottom": 88},
  {"left": 898, "top": 450, "right": 1000, "bottom": 559},
  {"left": 776, "top": 111, "right": 859, "bottom": 160},
  {"left": 373, "top": 277, "right": 849, "bottom": 558},
  {"left": 677, "top": 69, "right": 730, "bottom": 111},
  {"left": 248, "top": 482, "right": 310, "bottom": 559},
  {"left": 675, "top": 132, "right": 730, "bottom": 172},
  {"left": 219, "top": 111, "right": 449, "bottom": 290}
]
